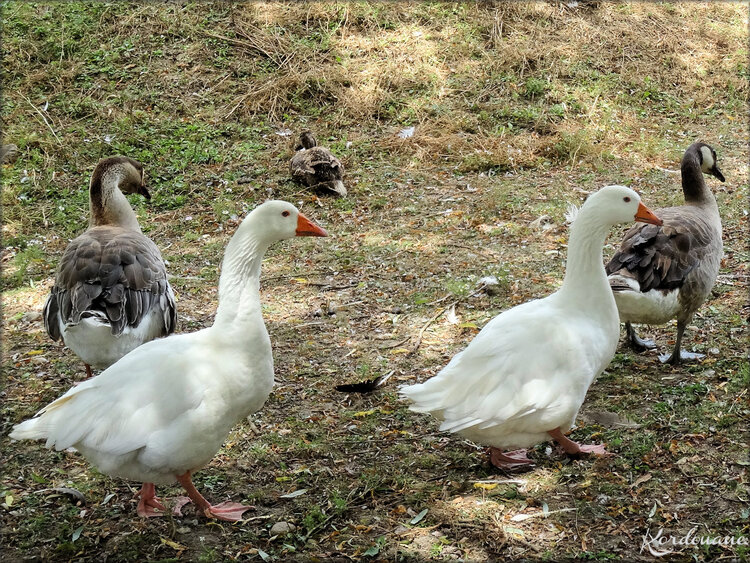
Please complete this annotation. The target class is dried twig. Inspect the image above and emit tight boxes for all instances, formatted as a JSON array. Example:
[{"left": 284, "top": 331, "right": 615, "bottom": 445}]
[
  {"left": 386, "top": 287, "right": 486, "bottom": 355},
  {"left": 20, "top": 93, "right": 62, "bottom": 146},
  {"left": 408, "top": 302, "right": 455, "bottom": 355}
]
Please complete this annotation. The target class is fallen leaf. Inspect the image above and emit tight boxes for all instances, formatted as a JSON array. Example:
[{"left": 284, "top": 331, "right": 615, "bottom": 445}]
[
  {"left": 160, "top": 537, "right": 187, "bottom": 551},
  {"left": 280, "top": 489, "right": 307, "bottom": 499},
  {"left": 36, "top": 487, "right": 86, "bottom": 505},
  {"left": 473, "top": 482, "right": 498, "bottom": 490},
  {"left": 510, "top": 508, "right": 575, "bottom": 521},
  {"left": 363, "top": 544, "right": 380, "bottom": 556},
  {"left": 72, "top": 526, "right": 84, "bottom": 543},
  {"left": 410, "top": 508, "right": 428, "bottom": 524},
  {"left": 582, "top": 410, "right": 640, "bottom": 429},
  {"left": 502, "top": 525, "right": 525, "bottom": 538},
  {"left": 630, "top": 473, "right": 652, "bottom": 489}
]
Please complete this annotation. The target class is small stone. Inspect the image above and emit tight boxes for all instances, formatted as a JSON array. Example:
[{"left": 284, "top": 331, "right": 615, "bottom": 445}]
[
  {"left": 708, "top": 348, "right": 720, "bottom": 356},
  {"left": 176, "top": 526, "right": 191, "bottom": 534},
  {"left": 270, "top": 521, "right": 296, "bottom": 535},
  {"left": 22, "top": 311, "right": 42, "bottom": 323}
]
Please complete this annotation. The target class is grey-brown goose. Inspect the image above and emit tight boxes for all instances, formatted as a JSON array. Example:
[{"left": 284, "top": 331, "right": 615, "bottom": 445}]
[
  {"left": 289, "top": 131, "right": 347, "bottom": 197},
  {"left": 605, "top": 141, "right": 725, "bottom": 364},
  {"left": 43, "top": 156, "right": 176, "bottom": 377}
]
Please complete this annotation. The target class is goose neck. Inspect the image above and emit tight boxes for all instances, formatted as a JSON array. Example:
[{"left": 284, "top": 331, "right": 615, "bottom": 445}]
[
  {"left": 681, "top": 152, "right": 716, "bottom": 208},
  {"left": 559, "top": 212, "right": 612, "bottom": 303},
  {"left": 89, "top": 170, "right": 141, "bottom": 231},
  {"left": 214, "top": 232, "right": 269, "bottom": 326}
]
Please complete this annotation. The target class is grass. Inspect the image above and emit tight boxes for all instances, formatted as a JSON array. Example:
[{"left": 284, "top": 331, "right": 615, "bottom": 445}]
[{"left": 2, "top": 2, "right": 749, "bottom": 561}]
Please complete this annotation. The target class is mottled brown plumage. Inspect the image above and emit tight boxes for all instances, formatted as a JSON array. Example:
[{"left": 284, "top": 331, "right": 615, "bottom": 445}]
[
  {"left": 605, "top": 141, "right": 724, "bottom": 364},
  {"left": 290, "top": 131, "right": 347, "bottom": 197},
  {"left": 43, "top": 157, "right": 176, "bottom": 376}
]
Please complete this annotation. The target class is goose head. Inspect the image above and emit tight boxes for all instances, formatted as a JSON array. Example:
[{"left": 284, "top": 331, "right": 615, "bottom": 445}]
[
  {"left": 695, "top": 142, "right": 725, "bottom": 182},
  {"left": 582, "top": 185, "right": 663, "bottom": 227},
  {"left": 296, "top": 131, "right": 318, "bottom": 151},
  {"left": 92, "top": 156, "right": 150, "bottom": 199},
  {"left": 243, "top": 200, "right": 328, "bottom": 245}
]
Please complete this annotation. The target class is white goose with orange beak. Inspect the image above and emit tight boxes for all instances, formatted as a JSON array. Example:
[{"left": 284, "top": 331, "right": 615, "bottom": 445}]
[
  {"left": 11, "top": 201, "right": 327, "bottom": 521},
  {"left": 401, "top": 186, "right": 662, "bottom": 470}
]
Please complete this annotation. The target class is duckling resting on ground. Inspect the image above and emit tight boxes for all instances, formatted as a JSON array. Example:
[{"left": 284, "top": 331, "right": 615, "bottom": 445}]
[{"left": 290, "top": 131, "right": 347, "bottom": 197}]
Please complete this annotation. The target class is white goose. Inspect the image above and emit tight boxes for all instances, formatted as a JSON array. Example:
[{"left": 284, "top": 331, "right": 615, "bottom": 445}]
[
  {"left": 401, "top": 186, "right": 662, "bottom": 469},
  {"left": 43, "top": 156, "right": 176, "bottom": 378},
  {"left": 606, "top": 141, "right": 725, "bottom": 364},
  {"left": 11, "top": 201, "right": 328, "bottom": 521}
]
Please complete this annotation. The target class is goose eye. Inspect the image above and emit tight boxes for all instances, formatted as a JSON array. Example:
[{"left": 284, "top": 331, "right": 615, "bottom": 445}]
[
  {"left": 282, "top": 210, "right": 290, "bottom": 217},
  {"left": 623, "top": 197, "right": 631, "bottom": 203}
]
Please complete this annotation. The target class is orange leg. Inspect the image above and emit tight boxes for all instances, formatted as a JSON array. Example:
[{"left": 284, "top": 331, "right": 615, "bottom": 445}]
[
  {"left": 136, "top": 482, "right": 166, "bottom": 517},
  {"left": 175, "top": 471, "right": 252, "bottom": 522},
  {"left": 84, "top": 364, "right": 93, "bottom": 378}
]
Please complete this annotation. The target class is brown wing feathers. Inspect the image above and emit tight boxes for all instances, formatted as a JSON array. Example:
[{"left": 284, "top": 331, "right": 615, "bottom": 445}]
[
  {"left": 606, "top": 209, "right": 705, "bottom": 293},
  {"left": 44, "top": 227, "right": 176, "bottom": 339}
]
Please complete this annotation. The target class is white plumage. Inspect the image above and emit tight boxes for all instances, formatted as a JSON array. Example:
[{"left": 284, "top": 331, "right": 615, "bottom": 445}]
[
  {"left": 401, "top": 185, "right": 663, "bottom": 468},
  {"left": 11, "top": 200, "right": 327, "bottom": 520}
]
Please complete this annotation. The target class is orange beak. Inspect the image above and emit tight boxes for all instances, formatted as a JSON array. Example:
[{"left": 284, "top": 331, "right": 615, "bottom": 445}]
[
  {"left": 296, "top": 212, "right": 328, "bottom": 237},
  {"left": 634, "top": 201, "right": 662, "bottom": 226}
]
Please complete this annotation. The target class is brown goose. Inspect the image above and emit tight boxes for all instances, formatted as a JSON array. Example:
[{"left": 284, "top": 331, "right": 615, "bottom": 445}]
[
  {"left": 43, "top": 156, "right": 177, "bottom": 377},
  {"left": 289, "top": 131, "right": 347, "bottom": 197},
  {"left": 605, "top": 141, "right": 724, "bottom": 364}
]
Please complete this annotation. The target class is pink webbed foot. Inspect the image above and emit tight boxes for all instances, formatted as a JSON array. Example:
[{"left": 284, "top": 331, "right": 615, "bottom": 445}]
[
  {"left": 489, "top": 447, "right": 535, "bottom": 470},
  {"left": 204, "top": 501, "right": 253, "bottom": 522},
  {"left": 174, "top": 471, "right": 253, "bottom": 522},
  {"left": 136, "top": 483, "right": 167, "bottom": 518},
  {"left": 172, "top": 496, "right": 192, "bottom": 517},
  {"left": 548, "top": 427, "right": 611, "bottom": 458},
  {"left": 172, "top": 495, "right": 251, "bottom": 521}
]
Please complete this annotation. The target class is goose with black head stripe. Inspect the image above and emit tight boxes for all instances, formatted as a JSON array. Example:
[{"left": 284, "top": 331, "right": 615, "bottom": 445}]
[
  {"left": 43, "top": 156, "right": 176, "bottom": 378},
  {"left": 605, "top": 141, "right": 725, "bottom": 364},
  {"left": 401, "top": 186, "right": 662, "bottom": 470},
  {"left": 12, "top": 201, "right": 328, "bottom": 521}
]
